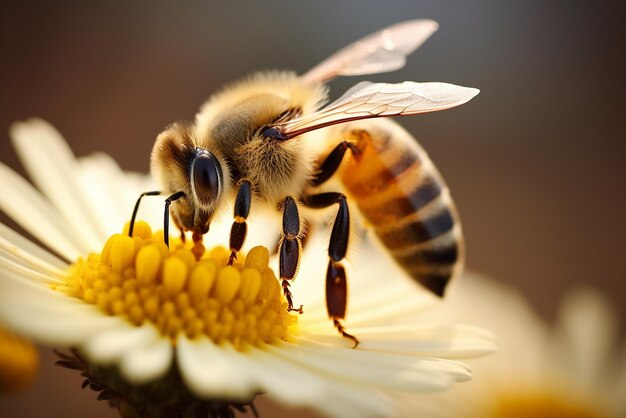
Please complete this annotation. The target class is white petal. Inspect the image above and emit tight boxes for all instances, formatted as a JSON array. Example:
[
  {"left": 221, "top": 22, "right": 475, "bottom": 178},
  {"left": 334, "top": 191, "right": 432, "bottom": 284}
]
[
  {"left": 418, "top": 272, "right": 549, "bottom": 385},
  {"left": 119, "top": 336, "right": 173, "bottom": 384},
  {"left": 0, "top": 222, "right": 68, "bottom": 275},
  {"left": 82, "top": 324, "right": 160, "bottom": 364},
  {"left": 0, "top": 162, "right": 84, "bottom": 260},
  {"left": 10, "top": 119, "right": 104, "bottom": 251},
  {"left": 301, "top": 324, "right": 497, "bottom": 359},
  {"left": 222, "top": 344, "right": 327, "bottom": 405},
  {"left": 0, "top": 253, "right": 61, "bottom": 284},
  {"left": 294, "top": 339, "right": 473, "bottom": 382},
  {"left": 268, "top": 341, "right": 460, "bottom": 391},
  {"left": 178, "top": 340, "right": 390, "bottom": 417},
  {"left": 77, "top": 153, "right": 157, "bottom": 238},
  {"left": 245, "top": 345, "right": 393, "bottom": 418},
  {"left": 300, "top": 293, "right": 430, "bottom": 330},
  {"left": 177, "top": 337, "right": 256, "bottom": 401},
  {"left": 0, "top": 268, "right": 128, "bottom": 341},
  {"left": 350, "top": 323, "right": 496, "bottom": 342}
]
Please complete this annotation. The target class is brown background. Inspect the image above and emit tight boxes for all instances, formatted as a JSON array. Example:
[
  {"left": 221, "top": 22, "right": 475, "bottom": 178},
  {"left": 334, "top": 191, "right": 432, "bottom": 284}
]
[{"left": 1, "top": 1, "right": 625, "bottom": 417}]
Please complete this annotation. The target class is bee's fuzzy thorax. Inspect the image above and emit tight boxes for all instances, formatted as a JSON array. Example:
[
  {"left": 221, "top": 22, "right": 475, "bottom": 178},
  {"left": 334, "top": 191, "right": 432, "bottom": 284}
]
[
  {"left": 191, "top": 71, "right": 328, "bottom": 205},
  {"left": 195, "top": 71, "right": 328, "bottom": 136}
]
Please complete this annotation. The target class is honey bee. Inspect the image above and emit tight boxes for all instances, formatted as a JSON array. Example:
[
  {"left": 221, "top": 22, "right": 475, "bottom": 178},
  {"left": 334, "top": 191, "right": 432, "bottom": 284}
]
[{"left": 129, "top": 20, "right": 479, "bottom": 346}]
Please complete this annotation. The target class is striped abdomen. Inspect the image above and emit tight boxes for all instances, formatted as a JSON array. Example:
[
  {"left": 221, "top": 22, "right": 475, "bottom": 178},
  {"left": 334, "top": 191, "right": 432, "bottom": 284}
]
[{"left": 339, "top": 121, "right": 464, "bottom": 297}]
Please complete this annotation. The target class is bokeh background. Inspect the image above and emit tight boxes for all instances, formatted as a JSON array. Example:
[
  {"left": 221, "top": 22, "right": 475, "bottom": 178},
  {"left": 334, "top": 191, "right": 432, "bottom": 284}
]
[{"left": 1, "top": 1, "right": 625, "bottom": 417}]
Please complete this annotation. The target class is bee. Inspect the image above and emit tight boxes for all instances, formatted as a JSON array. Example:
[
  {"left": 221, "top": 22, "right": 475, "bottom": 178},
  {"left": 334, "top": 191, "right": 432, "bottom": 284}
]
[{"left": 129, "top": 20, "right": 479, "bottom": 347}]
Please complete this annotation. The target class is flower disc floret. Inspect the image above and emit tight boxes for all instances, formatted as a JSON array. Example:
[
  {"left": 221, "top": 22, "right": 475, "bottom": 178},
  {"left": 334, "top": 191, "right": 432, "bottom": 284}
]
[{"left": 58, "top": 221, "right": 296, "bottom": 349}]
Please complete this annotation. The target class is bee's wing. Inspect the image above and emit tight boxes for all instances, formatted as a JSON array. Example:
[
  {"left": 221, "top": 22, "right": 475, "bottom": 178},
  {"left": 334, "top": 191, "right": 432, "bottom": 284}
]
[
  {"left": 302, "top": 19, "right": 438, "bottom": 84},
  {"left": 275, "top": 81, "right": 479, "bottom": 140}
]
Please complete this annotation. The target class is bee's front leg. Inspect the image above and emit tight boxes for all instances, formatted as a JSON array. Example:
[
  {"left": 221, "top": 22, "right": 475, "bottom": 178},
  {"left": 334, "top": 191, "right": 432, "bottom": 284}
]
[
  {"left": 279, "top": 196, "right": 304, "bottom": 314},
  {"left": 302, "top": 192, "right": 359, "bottom": 348},
  {"left": 228, "top": 180, "right": 252, "bottom": 265},
  {"left": 128, "top": 190, "right": 161, "bottom": 237}
]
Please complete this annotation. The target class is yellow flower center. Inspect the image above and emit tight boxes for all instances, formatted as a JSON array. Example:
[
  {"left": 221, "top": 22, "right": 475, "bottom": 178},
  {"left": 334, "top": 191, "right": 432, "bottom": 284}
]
[{"left": 57, "top": 221, "right": 297, "bottom": 349}]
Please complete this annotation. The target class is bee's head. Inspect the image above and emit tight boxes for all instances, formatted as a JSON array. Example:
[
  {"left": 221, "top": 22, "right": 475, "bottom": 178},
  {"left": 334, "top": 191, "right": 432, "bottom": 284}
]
[{"left": 151, "top": 122, "right": 227, "bottom": 235}]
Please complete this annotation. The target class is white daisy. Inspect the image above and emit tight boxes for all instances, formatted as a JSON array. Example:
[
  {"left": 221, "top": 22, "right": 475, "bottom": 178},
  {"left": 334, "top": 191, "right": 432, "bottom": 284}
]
[
  {"left": 0, "top": 119, "right": 496, "bottom": 418},
  {"left": 400, "top": 273, "right": 626, "bottom": 418}
]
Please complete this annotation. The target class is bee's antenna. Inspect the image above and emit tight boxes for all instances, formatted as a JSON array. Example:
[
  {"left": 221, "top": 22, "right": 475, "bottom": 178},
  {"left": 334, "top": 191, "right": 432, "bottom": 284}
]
[
  {"left": 129, "top": 191, "right": 162, "bottom": 237},
  {"left": 163, "top": 191, "right": 185, "bottom": 247}
]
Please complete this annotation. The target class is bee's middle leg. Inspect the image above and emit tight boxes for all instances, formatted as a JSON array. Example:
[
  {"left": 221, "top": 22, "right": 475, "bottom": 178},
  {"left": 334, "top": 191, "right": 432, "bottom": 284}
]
[
  {"left": 228, "top": 180, "right": 252, "bottom": 265},
  {"left": 279, "top": 196, "right": 304, "bottom": 314},
  {"left": 302, "top": 192, "right": 359, "bottom": 348}
]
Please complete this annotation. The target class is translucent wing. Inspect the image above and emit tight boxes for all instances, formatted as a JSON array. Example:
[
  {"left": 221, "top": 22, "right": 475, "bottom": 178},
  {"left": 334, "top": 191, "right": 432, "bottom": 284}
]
[
  {"left": 272, "top": 81, "right": 479, "bottom": 140},
  {"left": 302, "top": 19, "right": 439, "bottom": 84}
]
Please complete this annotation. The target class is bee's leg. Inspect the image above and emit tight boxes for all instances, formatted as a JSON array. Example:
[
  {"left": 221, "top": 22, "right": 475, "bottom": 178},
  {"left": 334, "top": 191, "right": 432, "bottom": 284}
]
[
  {"left": 128, "top": 191, "right": 161, "bottom": 237},
  {"left": 311, "top": 141, "right": 360, "bottom": 187},
  {"left": 271, "top": 219, "right": 312, "bottom": 255},
  {"left": 163, "top": 191, "right": 186, "bottom": 247},
  {"left": 302, "top": 192, "right": 359, "bottom": 348},
  {"left": 228, "top": 180, "right": 252, "bottom": 265},
  {"left": 279, "top": 196, "right": 304, "bottom": 314}
]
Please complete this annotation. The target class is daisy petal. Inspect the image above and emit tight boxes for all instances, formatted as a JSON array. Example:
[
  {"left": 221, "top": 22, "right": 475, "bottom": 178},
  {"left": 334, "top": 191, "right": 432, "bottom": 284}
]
[
  {"left": 0, "top": 280, "right": 123, "bottom": 345},
  {"left": 300, "top": 293, "right": 430, "bottom": 329},
  {"left": 246, "top": 346, "right": 393, "bottom": 418},
  {"left": 10, "top": 119, "right": 104, "bottom": 251},
  {"left": 82, "top": 325, "right": 160, "bottom": 364},
  {"left": 0, "top": 222, "right": 68, "bottom": 274},
  {"left": 222, "top": 345, "right": 326, "bottom": 405},
  {"left": 177, "top": 337, "right": 256, "bottom": 400},
  {"left": 0, "top": 253, "right": 62, "bottom": 284},
  {"left": 295, "top": 339, "right": 474, "bottom": 381},
  {"left": 302, "top": 324, "right": 496, "bottom": 358},
  {"left": 268, "top": 342, "right": 458, "bottom": 391},
  {"left": 0, "top": 163, "right": 83, "bottom": 260},
  {"left": 119, "top": 336, "right": 173, "bottom": 384},
  {"left": 77, "top": 153, "right": 158, "bottom": 238}
]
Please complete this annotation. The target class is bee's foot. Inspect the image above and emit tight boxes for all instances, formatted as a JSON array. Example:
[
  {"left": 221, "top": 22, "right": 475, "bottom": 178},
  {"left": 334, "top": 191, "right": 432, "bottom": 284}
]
[
  {"left": 333, "top": 318, "right": 359, "bottom": 349},
  {"left": 288, "top": 305, "right": 304, "bottom": 315}
]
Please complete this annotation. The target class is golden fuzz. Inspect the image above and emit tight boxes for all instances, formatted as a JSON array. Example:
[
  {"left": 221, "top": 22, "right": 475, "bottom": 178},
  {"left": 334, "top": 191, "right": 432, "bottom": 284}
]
[{"left": 57, "top": 222, "right": 297, "bottom": 349}]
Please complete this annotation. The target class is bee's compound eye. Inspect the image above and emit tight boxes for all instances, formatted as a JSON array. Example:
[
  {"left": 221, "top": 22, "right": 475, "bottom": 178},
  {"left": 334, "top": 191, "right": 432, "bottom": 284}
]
[{"left": 191, "top": 150, "right": 223, "bottom": 206}]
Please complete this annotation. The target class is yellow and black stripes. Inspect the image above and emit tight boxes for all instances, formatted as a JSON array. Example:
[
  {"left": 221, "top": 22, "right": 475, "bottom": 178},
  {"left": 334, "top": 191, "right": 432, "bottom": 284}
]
[{"left": 340, "top": 125, "right": 463, "bottom": 297}]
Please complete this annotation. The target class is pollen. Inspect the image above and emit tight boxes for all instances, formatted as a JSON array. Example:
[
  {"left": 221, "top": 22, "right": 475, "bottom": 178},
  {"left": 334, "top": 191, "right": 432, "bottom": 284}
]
[{"left": 57, "top": 221, "right": 297, "bottom": 349}]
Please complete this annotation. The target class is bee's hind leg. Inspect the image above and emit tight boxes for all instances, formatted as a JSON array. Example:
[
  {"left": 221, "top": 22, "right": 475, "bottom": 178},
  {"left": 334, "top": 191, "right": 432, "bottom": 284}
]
[{"left": 302, "top": 192, "right": 359, "bottom": 349}]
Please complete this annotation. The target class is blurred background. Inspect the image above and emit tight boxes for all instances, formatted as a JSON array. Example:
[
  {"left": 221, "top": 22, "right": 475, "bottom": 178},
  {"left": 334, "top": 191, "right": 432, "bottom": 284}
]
[{"left": 1, "top": 1, "right": 625, "bottom": 417}]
